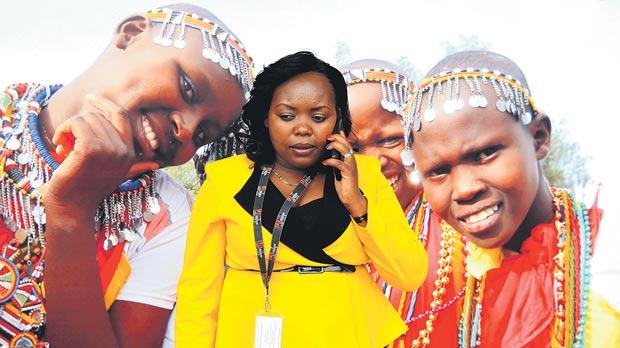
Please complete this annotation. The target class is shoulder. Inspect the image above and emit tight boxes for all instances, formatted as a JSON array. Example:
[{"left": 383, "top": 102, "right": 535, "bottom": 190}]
[
  {"left": 200, "top": 154, "right": 255, "bottom": 198},
  {"left": 204, "top": 154, "right": 254, "bottom": 179}
]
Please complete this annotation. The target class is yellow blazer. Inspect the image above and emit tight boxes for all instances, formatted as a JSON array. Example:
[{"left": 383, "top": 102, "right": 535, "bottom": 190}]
[{"left": 175, "top": 154, "right": 428, "bottom": 347}]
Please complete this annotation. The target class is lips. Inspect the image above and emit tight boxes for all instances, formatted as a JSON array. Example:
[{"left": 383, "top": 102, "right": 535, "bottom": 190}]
[
  {"left": 289, "top": 143, "right": 316, "bottom": 156},
  {"left": 457, "top": 202, "right": 503, "bottom": 235},
  {"left": 135, "top": 112, "right": 166, "bottom": 162}
]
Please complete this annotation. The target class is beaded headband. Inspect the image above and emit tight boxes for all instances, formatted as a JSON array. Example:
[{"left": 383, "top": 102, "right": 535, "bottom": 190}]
[
  {"left": 399, "top": 68, "right": 539, "bottom": 170},
  {"left": 342, "top": 68, "right": 416, "bottom": 118},
  {"left": 145, "top": 8, "right": 255, "bottom": 100}
]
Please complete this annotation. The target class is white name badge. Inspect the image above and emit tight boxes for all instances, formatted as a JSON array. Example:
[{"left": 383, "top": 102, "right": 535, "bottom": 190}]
[{"left": 254, "top": 315, "right": 283, "bottom": 348}]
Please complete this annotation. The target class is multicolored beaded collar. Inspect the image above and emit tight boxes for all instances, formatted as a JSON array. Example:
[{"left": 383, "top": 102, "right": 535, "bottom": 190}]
[
  {"left": 0, "top": 83, "right": 163, "bottom": 346},
  {"left": 457, "top": 188, "right": 592, "bottom": 348},
  {"left": 145, "top": 8, "right": 255, "bottom": 100},
  {"left": 342, "top": 67, "right": 416, "bottom": 118}
]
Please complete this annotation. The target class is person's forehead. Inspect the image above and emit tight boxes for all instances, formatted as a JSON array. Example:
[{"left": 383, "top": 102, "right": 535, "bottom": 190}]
[{"left": 274, "top": 72, "right": 334, "bottom": 100}]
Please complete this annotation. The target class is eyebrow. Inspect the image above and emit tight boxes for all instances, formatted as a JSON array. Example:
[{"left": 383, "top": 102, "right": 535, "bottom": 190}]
[{"left": 274, "top": 103, "right": 331, "bottom": 112}]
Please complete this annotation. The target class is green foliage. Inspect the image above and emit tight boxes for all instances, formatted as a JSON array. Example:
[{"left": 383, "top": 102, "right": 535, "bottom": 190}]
[
  {"left": 164, "top": 160, "right": 200, "bottom": 197},
  {"left": 333, "top": 40, "right": 352, "bottom": 69},
  {"left": 543, "top": 119, "right": 591, "bottom": 192},
  {"left": 394, "top": 55, "right": 424, "bottom": 82},
  {"left": 441, "top": 34, "right": 490, "bottom": 56}
]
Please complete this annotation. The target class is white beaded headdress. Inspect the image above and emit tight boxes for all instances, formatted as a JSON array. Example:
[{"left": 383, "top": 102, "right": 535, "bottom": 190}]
[
  {"left": 342, "top": 67, "right": 415, "bottom": 118},
  {"left": 146, "top": 8, "right": 255, "bottom": 100},
  {"left": 399, "top": 68, "right": 539, "bottom": 170}
]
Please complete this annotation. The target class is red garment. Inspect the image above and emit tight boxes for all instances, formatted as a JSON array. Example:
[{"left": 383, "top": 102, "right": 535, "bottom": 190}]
[{"left": 479, "top": 206, "right": 601, "bottom": 348}]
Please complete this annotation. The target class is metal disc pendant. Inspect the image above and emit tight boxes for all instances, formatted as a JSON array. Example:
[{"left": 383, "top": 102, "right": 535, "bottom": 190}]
[
  {"left": 468, "top": 95, "right": 480, "bottom": 107},
  {"left": 118, "top": 230, "right": 126, "bottom": 243},
  {"left": 17, "top": 153, "right": 30, "bottom": 165},
  {"left": 219, "top": 58, "right": 231, "bottom": 69},
  {"left": 143, "top": 211, "right": 154, "bottom": 223},
  {"left": 27, "top": 171, "right": 38, "bottom": 181},
  {"left": 161, "top": 38, "right": 173, "bottom": 47},
  {"left": 109, "top": 233, "right": 119, "bottom": 246},
  {"left": 521, "top": 112, "right": 533, "bottom": 125},
  {"left": 510, "top": 102, "right": 517, "bottom": 115},
  {"left": 103, "top": 238, "right": 113, "bottom": 251},
  {"left": 202, "top": 48, "right": 214, "bottom": 59},
  {"left": 413, "top": 118, "right": 422, "bottom": 132},
  {"left": 496, "top": 99, "right": 507, "bottom": 113},
  {"left": 424, "top": 108, "right": 436, "bottom": 122},
  {"left": 147, "top": 197, "right": 161, "bottom": 214},
  {"left": 31, "top": 178, "right": 43, "bottom": 189},
  {"left": 6, "top": 138, "right": 20, "bottom": 150},
  {"left": 380, "top": 99, "right": 391, "bottom": 111},
  {"left": 173, "top": 40, "right": 186, "bottom": 49},
  {"left": 477, "top": 95, "right": 488, "bottom": 108},
  {"left": 454, "top": 98, "right": 465, "bottom": 111},
  {"left": 229, "top": 64, "right": 238, "bottom": 76},
  {"left": 122, "top": 228, "right": 136, "bottom": 242},
  {"left": 33, "top": 213, "right": 46, "bottom": 225},
  {"left": 211, "top": 53, "right": 222, "bottom": 64}
]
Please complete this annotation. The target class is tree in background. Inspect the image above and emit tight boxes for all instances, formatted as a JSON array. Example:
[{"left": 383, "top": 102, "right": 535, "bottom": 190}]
[
  {"left": 394, "top": 56, "right": 424, "bottom": 83},
  {"left": 543, "top": 118, "right": 591, "bottom": 192},
  {"left": 441, "top": 34, "right": 490, "bottom": 56},
  {"left": 334, "top": 40, "right": 352, "bottom": 69},
  {"left": 165, "top": 161, "right": 200, "bottom": 197}
]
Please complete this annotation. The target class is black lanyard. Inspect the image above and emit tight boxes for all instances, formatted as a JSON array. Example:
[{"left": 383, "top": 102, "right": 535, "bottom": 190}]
[{"left": 252, "top": 165, "right": 313, "bottom": 312}]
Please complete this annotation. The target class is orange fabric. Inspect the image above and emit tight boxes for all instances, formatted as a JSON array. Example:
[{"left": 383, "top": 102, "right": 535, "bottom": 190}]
[{"left": 95, "top": 231, "right": 128, "bottom": 304}]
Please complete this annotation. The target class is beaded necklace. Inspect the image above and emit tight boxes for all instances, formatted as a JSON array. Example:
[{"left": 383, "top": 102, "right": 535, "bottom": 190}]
[
  {"left": 374, "top": 194, "right": 467, "bottom": 348},
  {"left": 456, "top": 187, "right": 592, "bottom": 348},
  {"left": 0, "top": 83, "right": 161, "bottom": 346}
]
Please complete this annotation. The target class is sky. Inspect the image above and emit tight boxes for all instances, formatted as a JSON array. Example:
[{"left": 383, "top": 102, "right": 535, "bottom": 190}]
[{"left": 2, "top": 0, "right": 619, "bottom": 207}]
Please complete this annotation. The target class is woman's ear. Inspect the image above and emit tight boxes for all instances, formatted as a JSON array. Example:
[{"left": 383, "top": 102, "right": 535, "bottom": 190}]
[
  {"left": 530, "top": 111, "right": 551, "bottom": 160},
  {"left": 113, "top": 15, "right": 148, "bottom": 50}
]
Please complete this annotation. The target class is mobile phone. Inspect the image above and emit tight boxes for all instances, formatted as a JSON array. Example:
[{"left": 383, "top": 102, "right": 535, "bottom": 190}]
[{"left": 330, "top": 109, "right": 344, "bottom": 181}]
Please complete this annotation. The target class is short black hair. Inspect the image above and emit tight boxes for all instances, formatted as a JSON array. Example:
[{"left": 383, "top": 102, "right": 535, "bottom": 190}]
[{"left": 241, "top": 51, "right": 351, "bottom": 167}]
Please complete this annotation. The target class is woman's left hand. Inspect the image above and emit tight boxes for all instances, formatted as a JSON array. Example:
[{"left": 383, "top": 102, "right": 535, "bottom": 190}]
[{"left": 322, "top": 131, "right": 368, "bottom": 217}]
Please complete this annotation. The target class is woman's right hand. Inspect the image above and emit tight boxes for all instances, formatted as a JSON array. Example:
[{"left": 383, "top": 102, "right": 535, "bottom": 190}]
[{"left": 43, "top": 95, "right": 137, "bottom": 220}]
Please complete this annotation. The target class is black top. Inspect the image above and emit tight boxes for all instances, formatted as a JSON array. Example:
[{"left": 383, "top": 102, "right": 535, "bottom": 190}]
[{"left": 235, "top": 166, "right": 351, "bottom": 264}]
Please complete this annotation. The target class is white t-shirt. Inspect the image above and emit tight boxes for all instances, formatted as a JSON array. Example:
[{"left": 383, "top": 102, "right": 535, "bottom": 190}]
[{"left": 114, "top": 170, "right": 192, "bottom": 345}]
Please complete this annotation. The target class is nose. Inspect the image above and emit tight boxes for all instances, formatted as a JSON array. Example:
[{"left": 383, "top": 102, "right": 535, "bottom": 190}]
[
  {"left": 451, "top": 165, "right": 485, "bottom": 204},
  {"left": 169, "top": 112, "right": 195, "bottom": 144},
  {"left": 293, "top": 118, "right": 312, "bottom": 136}
]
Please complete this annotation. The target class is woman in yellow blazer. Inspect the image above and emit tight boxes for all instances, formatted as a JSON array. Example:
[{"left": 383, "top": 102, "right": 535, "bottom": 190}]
[{"left": 176, "top": 51, "right": 428, "bottom": 347}]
